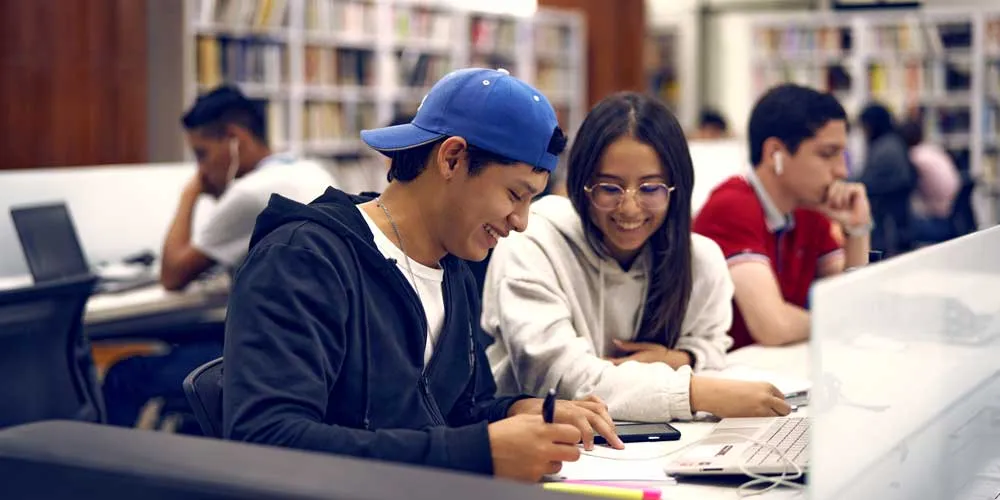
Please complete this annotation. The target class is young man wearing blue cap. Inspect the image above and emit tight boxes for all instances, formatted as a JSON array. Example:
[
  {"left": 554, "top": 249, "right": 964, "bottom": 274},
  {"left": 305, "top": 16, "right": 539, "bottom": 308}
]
[{"left": 222, "top": 68, "right": 624, "bottom": 482}]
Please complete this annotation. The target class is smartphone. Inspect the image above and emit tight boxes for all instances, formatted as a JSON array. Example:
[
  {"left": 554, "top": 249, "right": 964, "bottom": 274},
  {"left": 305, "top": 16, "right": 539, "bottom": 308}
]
[{"left": 595, "top": 421, "right": 682, "bottom": 445}]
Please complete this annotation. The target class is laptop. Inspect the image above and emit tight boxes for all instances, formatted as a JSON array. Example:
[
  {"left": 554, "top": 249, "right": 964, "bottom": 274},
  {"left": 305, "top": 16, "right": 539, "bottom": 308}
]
[
  {"left": 10, "top": 203, "right": 159, "bottom": 294},
  {"left": 663, "top": 416, "right": 809, "bottom": 476}
]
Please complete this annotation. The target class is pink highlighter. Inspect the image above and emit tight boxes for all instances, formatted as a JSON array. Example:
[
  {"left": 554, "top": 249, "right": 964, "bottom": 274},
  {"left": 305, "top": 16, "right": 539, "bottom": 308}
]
[{"left": 560, "top": 480, "right": 663, "bottom": 500}]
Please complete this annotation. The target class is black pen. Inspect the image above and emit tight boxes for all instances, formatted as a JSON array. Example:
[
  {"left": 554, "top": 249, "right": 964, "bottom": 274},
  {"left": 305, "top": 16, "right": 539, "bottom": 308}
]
[{"left": 542, "top": 388, "right": 557, "bottom": 424}]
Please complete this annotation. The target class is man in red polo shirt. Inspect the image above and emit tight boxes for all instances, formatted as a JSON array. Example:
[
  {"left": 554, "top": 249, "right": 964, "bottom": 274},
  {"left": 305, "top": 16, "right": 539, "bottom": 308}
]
[{"left": 693, "top": 84, "right": 873, "bottom": 350}]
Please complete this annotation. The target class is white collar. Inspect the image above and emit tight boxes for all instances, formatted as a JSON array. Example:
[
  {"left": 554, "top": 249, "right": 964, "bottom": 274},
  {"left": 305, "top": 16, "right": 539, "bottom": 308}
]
[{"left": 745, "top": 169, "right": 794, "bottom": 233}]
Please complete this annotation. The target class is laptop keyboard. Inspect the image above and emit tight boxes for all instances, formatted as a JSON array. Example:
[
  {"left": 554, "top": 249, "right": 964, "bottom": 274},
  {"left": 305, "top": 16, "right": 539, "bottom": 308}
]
[{"left": 744, "top": 417, "right": 809, "bottom": 467}]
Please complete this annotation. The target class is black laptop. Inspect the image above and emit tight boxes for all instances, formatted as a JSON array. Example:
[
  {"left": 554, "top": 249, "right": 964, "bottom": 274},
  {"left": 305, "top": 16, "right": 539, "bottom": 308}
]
[{"left": 10, "top": 203, "right": 159, "bottom": 294}]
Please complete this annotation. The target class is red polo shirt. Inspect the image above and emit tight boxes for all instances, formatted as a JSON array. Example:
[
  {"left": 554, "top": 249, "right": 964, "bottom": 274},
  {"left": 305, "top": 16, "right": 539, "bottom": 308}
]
[{"left": 693, "top": 174, "right": 842, "bottom": 350}]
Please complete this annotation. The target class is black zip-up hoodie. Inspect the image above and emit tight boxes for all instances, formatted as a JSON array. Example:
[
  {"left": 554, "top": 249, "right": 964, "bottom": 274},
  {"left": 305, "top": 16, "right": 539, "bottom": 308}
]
[{"left": 222, "top": 187, "right": 528, "bottom": 475}]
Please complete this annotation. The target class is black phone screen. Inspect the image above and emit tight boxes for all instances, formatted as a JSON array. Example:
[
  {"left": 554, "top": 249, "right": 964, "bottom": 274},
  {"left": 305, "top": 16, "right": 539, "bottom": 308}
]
[{"left": 595, "top": 422, "right": 682, "bottom": 445}]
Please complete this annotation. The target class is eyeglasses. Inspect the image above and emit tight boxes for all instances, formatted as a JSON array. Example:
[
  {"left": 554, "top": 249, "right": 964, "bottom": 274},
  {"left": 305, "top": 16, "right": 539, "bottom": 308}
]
[{"left": 584, "top": 182, "right": 676, "bottom": 211}]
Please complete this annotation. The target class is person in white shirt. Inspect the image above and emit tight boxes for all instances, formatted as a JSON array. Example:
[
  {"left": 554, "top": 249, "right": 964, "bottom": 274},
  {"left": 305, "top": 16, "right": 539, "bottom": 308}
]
[
  {"left": 482, "top": 92, "right": 790, "bottom": 423},
  {"left": 103, "top": 86, "right": 333, "bottom": 430},
  {"left": 161, "top": 85, "right": 334, "bottom": 290}
]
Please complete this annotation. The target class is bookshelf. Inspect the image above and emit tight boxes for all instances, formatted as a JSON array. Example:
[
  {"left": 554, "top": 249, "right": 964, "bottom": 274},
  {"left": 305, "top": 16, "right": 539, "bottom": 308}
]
[
  {"left": 645, "top": 11, "right": 701, "bottom": 132},
  {"left": 749, "top": 9, "right": 1000, "bottom": 227},
  {"left": 527, "top": 9, "right": 586, "bottom": 137},
  {"left": 981, "top": 12, "right": 1000, "bottom": 225},
  {"left": 645, "top": 27, "right": 682, "bottom": 123},
  {"left": 184, "top": 0, "right": 586, "bottom": 162}
]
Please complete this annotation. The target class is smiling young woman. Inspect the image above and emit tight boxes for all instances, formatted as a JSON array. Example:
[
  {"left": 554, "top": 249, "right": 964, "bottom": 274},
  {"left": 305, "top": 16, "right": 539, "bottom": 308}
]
[{"left": 481, "top": 92, "right": 792, "bottom": 423}]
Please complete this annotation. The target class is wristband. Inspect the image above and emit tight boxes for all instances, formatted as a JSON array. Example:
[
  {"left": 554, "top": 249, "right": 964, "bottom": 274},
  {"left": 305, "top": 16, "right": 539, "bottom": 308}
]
[{"left": 843, "top": 221, "right": 874, "bottom": 238}]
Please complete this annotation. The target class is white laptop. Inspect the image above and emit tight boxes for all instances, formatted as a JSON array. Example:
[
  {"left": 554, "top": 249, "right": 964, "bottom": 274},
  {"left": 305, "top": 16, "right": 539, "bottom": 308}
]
[{"left": 663, "top": 416, "right": 809, "bottom": 476}]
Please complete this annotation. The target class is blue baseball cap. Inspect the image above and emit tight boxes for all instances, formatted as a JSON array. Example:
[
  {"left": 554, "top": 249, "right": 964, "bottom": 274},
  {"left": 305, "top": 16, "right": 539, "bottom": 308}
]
[{"left": 361, "top": 68, "right": 562, "bottom": 172}]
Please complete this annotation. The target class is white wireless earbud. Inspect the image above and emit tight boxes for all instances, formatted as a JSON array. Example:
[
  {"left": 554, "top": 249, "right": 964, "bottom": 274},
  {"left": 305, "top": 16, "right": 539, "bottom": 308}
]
[{"left": 773, "top": 151, "right": 784, "bottom": 176}]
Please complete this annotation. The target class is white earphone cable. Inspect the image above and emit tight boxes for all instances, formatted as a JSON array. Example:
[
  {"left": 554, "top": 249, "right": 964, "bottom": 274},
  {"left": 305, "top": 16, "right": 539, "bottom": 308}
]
[{"left": 578, "top": 432, "right": 806, "bottom": 498}]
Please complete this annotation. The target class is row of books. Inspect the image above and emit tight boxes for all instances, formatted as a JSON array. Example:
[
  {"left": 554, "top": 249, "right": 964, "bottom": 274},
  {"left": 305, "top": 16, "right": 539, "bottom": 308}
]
[
  {"left": 470, "top": 16, "right": 518, "bottom": 57},
  {"left": 196, "top": 0, "right": 289, "bottom": 29},
  {"left": 534, "top": 63, "right": 574, "bottom": 99},
  {"left": 396, "top": 52, "right": 451, "bottom": 89},
  {"left": 752, "top": 64, "right": 852, "bottom": 94},
  {"left": 268, "top": 100, "right": 289, "bottom": 147},
  {"left": 303, "top": 101, "right": 376, "bottom": 142},
  {"left": 753, "top": 26, "right": 851, "bottom": 56},
  {"left": 303, "top": 47, "right": 456, "bottom": 92},
  {"left": 987, "top": 20, "right": 1000, "bottom": 53},
  {"left": 535, "top": 24, "right": 573, "bottom": 57},
  {"left": 305, "top": 47, "right": 375, "bottom": 87},
  {"left": 987, "top": 62, "right": 1000, "bottom": 97},
  {"left": 394, "top": 6, "right": 452, "bottom": 41},
  {"left": 982, "top": 105, "right": 1000, "bottom": 145},
  {"left": 920, "top": 107, "right": 973, "bottom": 144},
  {"left": 870, "top": 61, "right": 971, "bottom": 93},
  {"left": 753, "top": 22, "right": 976, "bottom": 57},
  {"left": 306, "top": 0, "right": 374, "bottom": 35},
  {"left": 197, "top": 35, "right": 288, "bottom": 88}
]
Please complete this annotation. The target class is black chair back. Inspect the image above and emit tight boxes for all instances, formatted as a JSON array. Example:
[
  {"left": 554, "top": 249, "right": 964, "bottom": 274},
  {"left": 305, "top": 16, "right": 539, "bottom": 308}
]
[
  {"left": 951, "top": 174, "right": 977, "bottom": 238},
  {"left": 183, "top": 357, "right": 224, "bottom": 438},
  {"left": 0, "top": 275, "right": 105, "bottom": 428}
]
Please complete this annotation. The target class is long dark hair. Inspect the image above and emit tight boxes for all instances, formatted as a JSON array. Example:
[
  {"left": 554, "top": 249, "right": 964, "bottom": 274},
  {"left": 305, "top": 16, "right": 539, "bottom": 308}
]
[
  {"left": 566, "top": 92, "right": 695, "bottom": 347},
  {"left": 859, "top": 102, "right": 896, "bottom": 145}
]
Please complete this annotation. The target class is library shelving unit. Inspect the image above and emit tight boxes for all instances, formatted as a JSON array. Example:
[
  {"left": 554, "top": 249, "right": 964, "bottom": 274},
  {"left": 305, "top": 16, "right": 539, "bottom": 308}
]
[
  {"left": 184, "top": 0, "right": 586, "bottom": 162},
  {"left": 751, "top": 14, "right": 858, "bottom": 115},
  {"left": 526, "top": 8, "right": 586, "bottom": 138},
  {"left": 644, "top": 27, "right": 682, "bottom": 124},
  {"left": 749, "top": 9, "right": 1000, "bottom": 227},
  {"left": 644, "top": 11, "right": 700, "bottom": 132},
  {"left": 981, "top": 11, "right": 1000, "bottom": 223}
]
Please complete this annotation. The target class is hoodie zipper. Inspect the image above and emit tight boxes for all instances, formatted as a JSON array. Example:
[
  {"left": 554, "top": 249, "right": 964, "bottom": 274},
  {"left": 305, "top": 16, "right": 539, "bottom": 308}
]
[{"left": 414, "top": 263, "right": 452, "bottom": 427}]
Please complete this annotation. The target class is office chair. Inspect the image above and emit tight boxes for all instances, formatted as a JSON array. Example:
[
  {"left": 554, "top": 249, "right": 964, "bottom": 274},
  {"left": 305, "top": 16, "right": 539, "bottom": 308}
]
[
  {"left": 868, "top": 187, "right": 914, "bottom": 258},
  {"left": 950, "top": 174, "right": 977, "bottom": 238},
  {"left": 183, "top": 356, "right": 224, "bottom": 438},
  {"left": 0, "top": 275, "right": 106, "bottom": 428}
]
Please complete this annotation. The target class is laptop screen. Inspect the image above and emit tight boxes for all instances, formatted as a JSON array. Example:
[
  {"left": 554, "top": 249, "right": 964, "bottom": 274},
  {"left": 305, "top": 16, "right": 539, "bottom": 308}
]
[
  {"left": 10, "top": 203, "right": 91, "bottom": 282},
  {"left": 810, "top": 227, "right": 1000, "bottom": 500}
]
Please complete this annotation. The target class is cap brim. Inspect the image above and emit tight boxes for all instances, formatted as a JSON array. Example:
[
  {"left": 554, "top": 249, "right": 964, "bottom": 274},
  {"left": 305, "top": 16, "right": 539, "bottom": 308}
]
[{"left": 360, "top": 123, "right": 444, "bottom": 156}]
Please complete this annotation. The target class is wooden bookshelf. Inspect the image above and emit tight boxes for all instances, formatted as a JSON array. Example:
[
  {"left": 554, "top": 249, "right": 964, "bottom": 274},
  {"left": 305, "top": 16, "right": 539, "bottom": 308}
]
[{"left": 184, "top": 0, "right": 586, "bottom": 160}]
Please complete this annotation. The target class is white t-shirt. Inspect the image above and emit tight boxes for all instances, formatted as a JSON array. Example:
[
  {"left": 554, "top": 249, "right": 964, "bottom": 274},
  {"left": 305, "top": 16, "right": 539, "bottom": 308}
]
[
  {"left": 358, "top": 206, "right": 445, "bottom": 367},
  {"left": 193, "top": 153, "right": 334, "bottom": 269}
]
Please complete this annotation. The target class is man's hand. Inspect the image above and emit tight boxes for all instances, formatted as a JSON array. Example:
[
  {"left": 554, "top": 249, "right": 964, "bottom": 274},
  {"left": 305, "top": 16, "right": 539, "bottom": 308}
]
[
  {"left": 605, "top": 339, "right": 691, "bottom": 369},
  {"left": 689, "top": 376, "right": 791, "bottom": 418},
  {"left": 820, "top": 181, "right": 871, "bottom": 229},
  {"left": 184, "top": 175, "right": 205, "bottom": 198},
  {"left": 508, "top": 395, "right": 624, "bottom": 450},
  {"left": 488, "top": 414, "right": 582, "bottom": 482}
]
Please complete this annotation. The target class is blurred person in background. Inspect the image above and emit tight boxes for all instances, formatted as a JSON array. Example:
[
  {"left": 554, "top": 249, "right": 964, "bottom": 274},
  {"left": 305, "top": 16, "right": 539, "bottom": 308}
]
[
  {"left": 856, "top": 103, "right": 916, "bottom": 255},
  {"left": 691, "top": 108, "right": 730, "bottom": 141},
  {"left": 102, "top": 85, "right": 334, "bottom": 432},
  {"left": 694, "top": 84, "right": 871, "bottom": 349},
  {"left": 898, "top": 120, "right": 960, "bottom": 243}
]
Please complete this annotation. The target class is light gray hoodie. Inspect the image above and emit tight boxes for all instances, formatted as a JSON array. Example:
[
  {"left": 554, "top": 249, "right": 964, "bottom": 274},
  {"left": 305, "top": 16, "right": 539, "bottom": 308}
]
[{"left": 482, "top": 196, "right": 734, "bottom": 422}]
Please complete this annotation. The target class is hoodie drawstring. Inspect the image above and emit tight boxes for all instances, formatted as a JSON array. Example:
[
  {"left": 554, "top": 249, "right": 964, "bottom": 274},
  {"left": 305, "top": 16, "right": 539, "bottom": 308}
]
[
  {"left": 598, "top": 260, "right": 605, "bottom": 353},
  {"left": 362, "top": 315, "right": 373, "bottom": 430}
]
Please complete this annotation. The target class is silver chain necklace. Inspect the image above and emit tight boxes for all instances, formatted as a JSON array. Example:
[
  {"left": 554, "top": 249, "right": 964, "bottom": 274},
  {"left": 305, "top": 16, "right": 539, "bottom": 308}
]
[{"left": 375, "top": 197, "right": 418, "bottom": 288}]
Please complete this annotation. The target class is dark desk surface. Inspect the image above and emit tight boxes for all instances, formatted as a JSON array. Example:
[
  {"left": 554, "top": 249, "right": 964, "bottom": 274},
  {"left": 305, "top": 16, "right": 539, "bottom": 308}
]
[{"left": 0, "top": 420, "right": 573, "bottom": 500}]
